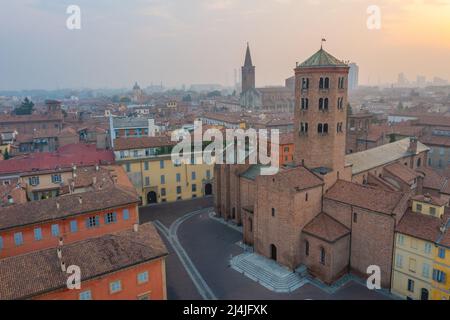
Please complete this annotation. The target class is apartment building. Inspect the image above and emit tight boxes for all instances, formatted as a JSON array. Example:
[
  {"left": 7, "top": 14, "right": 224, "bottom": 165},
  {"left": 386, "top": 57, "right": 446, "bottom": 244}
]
[{"left": 114, "top": 136, "right": 214, "bottom": 205}]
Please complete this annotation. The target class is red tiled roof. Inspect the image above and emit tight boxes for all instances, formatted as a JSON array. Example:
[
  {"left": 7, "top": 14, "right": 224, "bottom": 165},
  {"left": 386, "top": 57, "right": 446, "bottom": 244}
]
[
  {"left": 0, "top": 186, "right": 139, "bottom": 231},
  {"left": 384, "top": 162, "right": 419, "bottom": 184},
  {"left": 0, "top": 223, "right": 168, "bottom": 300},
  {"left": 0, "top": 144, "right": 114, "bottom": 175},
  {"left": 258, "top": 166, "right": 323, "bottom": 192},
  {"left": 325, "top": 180, "right": 405, "bottom": 215},
  {"left": 114, "top": 136, "right": 176, "bottom": 151},
  {"left": 0, "top": 113, "right": 63, "bottom": 124},
  {"left": 303, "top": 213, "right": 350, "bottom": 242},
  {"left": 396, "top": 210, "right": 448, "bottom": 243},
  {"left": 420, "top": 134, "right": 450, "bottom": 147}
]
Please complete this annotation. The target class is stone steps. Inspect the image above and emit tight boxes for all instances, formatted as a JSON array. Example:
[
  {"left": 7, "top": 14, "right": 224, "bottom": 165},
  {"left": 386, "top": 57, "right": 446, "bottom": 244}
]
[{"left": 231, "top": 253, "right": 308, "bottom": 293}]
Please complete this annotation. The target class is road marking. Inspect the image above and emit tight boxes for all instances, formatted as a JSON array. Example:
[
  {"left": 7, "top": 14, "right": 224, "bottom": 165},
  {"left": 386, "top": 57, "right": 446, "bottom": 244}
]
[{"left": 154, "top": 208, "right": 217, "bottom": 300}]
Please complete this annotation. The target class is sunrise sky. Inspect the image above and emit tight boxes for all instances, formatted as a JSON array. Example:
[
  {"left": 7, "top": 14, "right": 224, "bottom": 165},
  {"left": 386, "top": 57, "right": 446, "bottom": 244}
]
[{"left": 0, "top": 0, "right": 449, "bottom": 90}]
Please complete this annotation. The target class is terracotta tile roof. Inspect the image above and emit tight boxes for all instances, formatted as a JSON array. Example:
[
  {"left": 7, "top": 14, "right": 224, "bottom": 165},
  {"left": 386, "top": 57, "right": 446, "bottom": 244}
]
[
  {"left": 201, "top": 112, "right": 244, "bottom": 124},
  {"left": 0, "top": 113, "right": 63, "bottom": 124},
  {"left": 0, "top": 186, "right": 139, "bottom": 231},
  {"left": 420, "top": 134, "right": 450, "bottom": 147},
  {"left": 325, "top": 180, "right": 405, "bottom": 215},
  {"left": 258, "top": 166, "right": 323, "bottom": 192},
  {"left": 113, "top": 136, "right": 176, "bottom": 151},
  {"left": 0, "top": 223, "right": 168, "bottom": 300},
  {"left": 416, "top": 115, "right": 450, "bottom": 127},
  {"left": 0, "top": 144, "right": 114, "bottom": 176},
  {"left": 396, "top": 209, "right": 448, "bottom": 243},
  {"left": 416, "top": 166, "right": 446, "bottom": 191},
  {"left": 303, "top": 212, "right": 350, "bottom": 242},
  {"left": 69, "top": 166, "right": 114, "bottom": 190},
  {"left": 384, "top": 163, "right": 419, "bottom": 184},
  {"left": 365, "top": 125, "right": 388, "bottom": 142}
]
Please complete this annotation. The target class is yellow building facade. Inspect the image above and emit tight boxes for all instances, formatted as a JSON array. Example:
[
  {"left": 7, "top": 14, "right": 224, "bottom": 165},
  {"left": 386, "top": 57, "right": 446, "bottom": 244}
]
[
  {"left": 114, "top": 138, "right": 214, "bottom": 206},
  {"left": 432, "top": 244, "right": 449, "bottom": 300},
  {"left": 392, "top": 195, "right": 449, "bottom": 300},
  {"left": 392, "top": 233, "right": 435, "bottom": 300}
]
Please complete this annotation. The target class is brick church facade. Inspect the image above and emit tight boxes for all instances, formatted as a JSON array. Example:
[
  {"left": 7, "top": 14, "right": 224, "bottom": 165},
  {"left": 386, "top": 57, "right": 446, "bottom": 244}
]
[{"left": 214, "top": 47, "right": 431, "bottom": 288}]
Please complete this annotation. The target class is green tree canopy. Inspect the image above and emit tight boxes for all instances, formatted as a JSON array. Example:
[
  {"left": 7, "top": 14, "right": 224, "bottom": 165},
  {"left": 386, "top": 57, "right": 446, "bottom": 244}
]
[{"left": 14, "top": 97, "right": 35, "bottom": 115}]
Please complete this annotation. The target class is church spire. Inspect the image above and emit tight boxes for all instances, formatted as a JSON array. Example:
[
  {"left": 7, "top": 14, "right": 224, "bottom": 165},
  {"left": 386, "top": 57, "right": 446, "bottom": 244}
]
[{"left": 244, "top": 42, "right": 253, "bottom": 67}]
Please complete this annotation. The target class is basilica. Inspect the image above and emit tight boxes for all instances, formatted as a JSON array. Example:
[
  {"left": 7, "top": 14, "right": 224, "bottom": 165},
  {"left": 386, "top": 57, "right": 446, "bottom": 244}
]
[
  {"left": 239, "top": 44, "right": 295, "bottom": 113},
  {"left": 215, "top": 47, "right": 433, "bottom": 288}
]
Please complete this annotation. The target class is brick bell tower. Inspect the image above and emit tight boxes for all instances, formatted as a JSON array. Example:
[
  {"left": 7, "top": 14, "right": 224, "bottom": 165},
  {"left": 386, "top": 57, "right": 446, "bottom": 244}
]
[
  {"left": 294, "top": 46, "right": 350, "bottom": 177},
  {"left": 241, "top": 43, "right": 255, "bottom": 93}
]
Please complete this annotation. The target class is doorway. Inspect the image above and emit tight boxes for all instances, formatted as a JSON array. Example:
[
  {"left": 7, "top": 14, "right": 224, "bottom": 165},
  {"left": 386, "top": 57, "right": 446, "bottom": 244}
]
[
  {"left": 205, "top": 183, "right": 212, "bottom": 196},
  {"left": 270, "top": 244, "right": 277, "bottom": 261},
  {"left": 147, "top": 191, "right": 157, "bottom": 204}
]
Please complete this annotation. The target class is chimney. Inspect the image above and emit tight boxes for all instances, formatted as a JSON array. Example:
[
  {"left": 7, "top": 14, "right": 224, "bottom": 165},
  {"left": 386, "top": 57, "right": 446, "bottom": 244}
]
[
  {"left": 59, "top": 237, "right": 64, "bottom": 246},
  {"left": 57, "top": 247, "right": 62, "bottom": 259},
  {"left": 424, "top": 193, "right": 432, "bottom": 203},
  {"left": 408, "top": 137, "right": 418, "bottom": 154},
  {"left": 61, "top": 261, "right": 66, "bottom": 272},
  {"left": 133, "top": 224, "right": 139, "bottom": 232},
  {"left": 56, "top": 201, "right": 60, "bottom": 209},
  {"left": 92, "top": 176, "right": 97, "bottom": 185},
  {"left": 95, "top": 164, "right": 99, "bottom": 171},
  {"left": 78, "top": 196, "right": 82, "bottom": 205}
]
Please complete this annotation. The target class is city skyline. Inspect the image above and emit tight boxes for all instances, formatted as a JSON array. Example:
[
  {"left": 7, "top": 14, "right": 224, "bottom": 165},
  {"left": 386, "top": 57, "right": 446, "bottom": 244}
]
[{"left": 1, "top": 0, "right": 450, "bottom": 90}]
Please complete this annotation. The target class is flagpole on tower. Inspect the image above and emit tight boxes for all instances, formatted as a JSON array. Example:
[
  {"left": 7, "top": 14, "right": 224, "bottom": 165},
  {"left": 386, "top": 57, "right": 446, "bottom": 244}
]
[{"left": 321, "top": 38, "right": 326, "bottom": 49}]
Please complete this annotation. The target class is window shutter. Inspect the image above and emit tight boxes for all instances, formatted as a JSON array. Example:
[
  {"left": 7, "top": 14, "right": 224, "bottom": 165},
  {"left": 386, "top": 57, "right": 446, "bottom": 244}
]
[
  {"left": 86, "top": 218, "right": 90, "bottom": 229},
  {"left": 95, "top": 216, "right": 100, "bottom": 227},
  {"left": 113, "top": 212, "right": 117, "bottom": 222}
]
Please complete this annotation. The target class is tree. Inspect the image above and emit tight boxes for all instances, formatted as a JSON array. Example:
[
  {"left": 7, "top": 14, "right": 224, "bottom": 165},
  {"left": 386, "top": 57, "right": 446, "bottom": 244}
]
[
  {"left": 389, "top": 133, "right": 396, "bottom": 143},
  {"left": 14, "top": 97, "right": 35, "bottom": 115},
  {"left": 3, "top": 149, "right": 9, "bottom": 160},
  {"left": 397, "top": 101, "right": 404, "bottom": 111},
  {"left": 207, "top": 90, "right": 221, "bottom": 98}
]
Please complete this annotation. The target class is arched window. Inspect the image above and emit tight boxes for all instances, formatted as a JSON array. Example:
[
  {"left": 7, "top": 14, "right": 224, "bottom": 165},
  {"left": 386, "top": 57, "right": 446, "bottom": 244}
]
[
  {"left": 305, "top": 240, "right": 310, "bottom": 256},
  {"left": 323, "top": 123, "right": 328, "bottom": 133},
  {"left": 318, "top": 123, "right": 323, "bottom": 133},
  {"left": 324, "top": 77, "right": 330, "bottom": 89},
  {"left": 320, "top": 247, "right": 326, "bottom": 264},
  {"left": 319, "top": 98, "right": 324, "bottom": 110},
  {"left": 319, "top": 78, "right": 324, "bottom": 89},
  {"left": 417, "top": 158, "right": 422, "bottom": 167},
  {"left": 324, "top": 98, "right": 329, "bottom": 110},
  {"left": 301, "top": 98, "right": 309, "bottom": 110}
]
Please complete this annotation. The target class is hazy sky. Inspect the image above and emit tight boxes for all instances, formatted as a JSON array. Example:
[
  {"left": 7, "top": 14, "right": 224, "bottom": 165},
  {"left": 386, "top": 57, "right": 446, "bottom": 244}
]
[{"left": 1, "top": 0, "right": 450, "bottom": 90}]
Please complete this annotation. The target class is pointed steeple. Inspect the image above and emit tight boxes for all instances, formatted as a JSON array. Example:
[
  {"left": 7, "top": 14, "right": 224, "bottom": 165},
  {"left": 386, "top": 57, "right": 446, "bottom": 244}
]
[{"left": 244, "top": 42, "right": 253, "bottom": 67}]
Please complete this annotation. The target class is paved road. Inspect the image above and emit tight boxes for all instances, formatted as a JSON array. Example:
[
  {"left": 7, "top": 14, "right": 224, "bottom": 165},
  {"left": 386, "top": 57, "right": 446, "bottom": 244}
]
[{"left": 139, "top": 198, "right": 390, "bottom": 300}]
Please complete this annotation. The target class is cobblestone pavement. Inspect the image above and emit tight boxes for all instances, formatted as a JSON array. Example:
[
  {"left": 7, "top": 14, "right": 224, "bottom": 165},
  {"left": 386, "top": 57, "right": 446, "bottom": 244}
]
[{"left": 139, "top": 198, "right": 391, "bottom": 300}]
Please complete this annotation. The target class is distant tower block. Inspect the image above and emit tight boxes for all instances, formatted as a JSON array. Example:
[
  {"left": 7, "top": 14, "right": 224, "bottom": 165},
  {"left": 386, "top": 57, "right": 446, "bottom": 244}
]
[
  {"left": 241, "top": 43, "right": 255, "bottom": 93},
  {"left": 294, "top": 47, "right": 350, "bottom": 174}
]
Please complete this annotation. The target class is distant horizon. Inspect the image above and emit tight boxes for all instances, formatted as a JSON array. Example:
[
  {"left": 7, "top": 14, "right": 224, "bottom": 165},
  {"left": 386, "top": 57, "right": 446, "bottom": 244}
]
[{"left": 1, "top": 0, "right": 450, "bottom": 91}]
